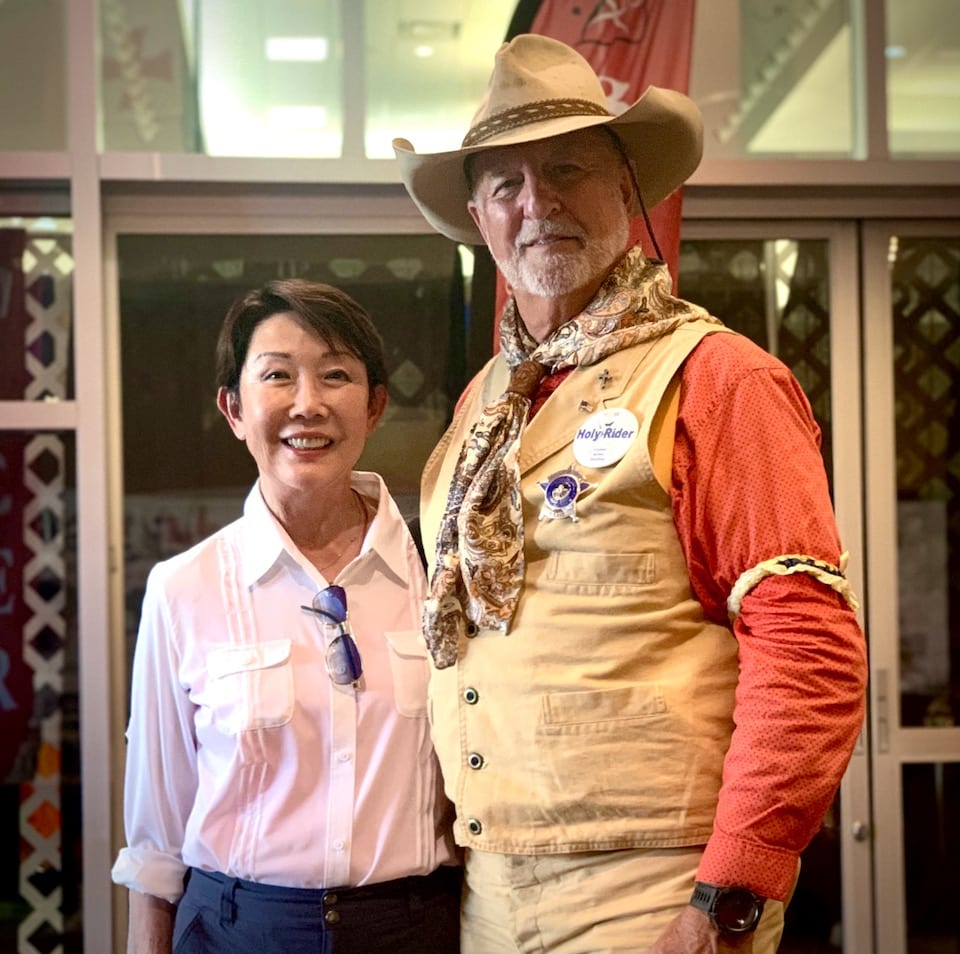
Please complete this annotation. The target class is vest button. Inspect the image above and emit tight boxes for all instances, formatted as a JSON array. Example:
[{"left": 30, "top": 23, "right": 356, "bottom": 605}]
[
  {"left": 468, "top": 752, "right": 484, "bottom": 769},
  {"left": 467, "top": 817, "right": 482, "bottom": 835},
  {"left": 324, "top": 910, "right": 340, "bottom": 924},
  {"left": 463, "top": 687, "right": 479, "bottom": 704}
]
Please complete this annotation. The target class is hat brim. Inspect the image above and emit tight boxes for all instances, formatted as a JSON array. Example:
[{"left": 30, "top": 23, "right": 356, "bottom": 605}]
[{"left": 393, "top": 85, "right": 703, "bottom": 246}]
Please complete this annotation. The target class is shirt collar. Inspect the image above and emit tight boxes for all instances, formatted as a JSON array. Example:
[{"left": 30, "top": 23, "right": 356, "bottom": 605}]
[
  {"left": 237, "top": 474, "right": 413, "bottom": 589},
  {"left": 351, "top": 471, "right": 413, "bottom": 587},
  {"left": 238, "top": 483, "right": 289, "bottom": 588}
]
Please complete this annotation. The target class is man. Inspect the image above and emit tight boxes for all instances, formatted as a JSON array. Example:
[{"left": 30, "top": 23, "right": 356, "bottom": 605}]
[{"left": 393, "top": 34, "right": 867, "bottom": 954}]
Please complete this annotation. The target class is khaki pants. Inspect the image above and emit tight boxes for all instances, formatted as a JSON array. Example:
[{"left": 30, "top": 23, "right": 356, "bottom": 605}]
[{"left": 461, "top": 846, "right": 787, "bottom": 954}]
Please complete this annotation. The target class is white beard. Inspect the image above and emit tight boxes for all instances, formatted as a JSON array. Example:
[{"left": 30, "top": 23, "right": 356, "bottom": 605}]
[{"left": 495, "top": 213, "right": 631, "bottom": 299}]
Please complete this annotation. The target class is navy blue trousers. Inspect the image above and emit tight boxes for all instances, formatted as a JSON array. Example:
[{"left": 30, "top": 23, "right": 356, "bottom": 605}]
[{"left": 172, "top": 866, "right": 461, "bottom": 953}]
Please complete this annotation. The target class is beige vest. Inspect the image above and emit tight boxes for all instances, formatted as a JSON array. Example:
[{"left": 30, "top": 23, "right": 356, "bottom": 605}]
[{"left": 421, "top": 319, "right": 738, "bottom": 853}]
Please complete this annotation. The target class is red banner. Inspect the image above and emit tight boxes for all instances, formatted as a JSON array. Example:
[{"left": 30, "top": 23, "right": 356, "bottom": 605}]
[{"left": 494, "top": 0, "right": 697, "bottom": 324}]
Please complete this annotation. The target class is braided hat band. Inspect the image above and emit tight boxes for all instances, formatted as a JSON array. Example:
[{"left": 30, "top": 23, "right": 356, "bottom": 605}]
[{"left": 462, "top": 98, "right": 612, "bottom": 148}]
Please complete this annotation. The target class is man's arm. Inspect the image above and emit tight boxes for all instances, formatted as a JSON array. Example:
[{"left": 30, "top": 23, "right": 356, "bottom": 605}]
[{"left": 670, "top": 334, "right": 867, "bottom": 899}]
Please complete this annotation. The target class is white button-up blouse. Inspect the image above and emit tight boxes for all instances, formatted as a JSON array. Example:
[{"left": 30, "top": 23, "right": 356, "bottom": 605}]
[{"left": 111, "top": 473, "right": 456, "bottom": 903}]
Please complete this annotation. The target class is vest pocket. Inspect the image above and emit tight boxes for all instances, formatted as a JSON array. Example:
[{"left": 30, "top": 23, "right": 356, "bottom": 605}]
[
  {"left": 205, "top": 639, "right": 295, "bottom": 734},
  {"left": 538, "top": 685, "right": 666, "bottom": 734},
  {"left": 541, "top": 550, "right": 656, "bottom": 594},
  {"left": 531, "top": 684, "right": 710, "bottom": 833}
]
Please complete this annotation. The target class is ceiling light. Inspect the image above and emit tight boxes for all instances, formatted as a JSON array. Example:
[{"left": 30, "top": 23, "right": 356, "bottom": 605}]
[
  {"left": 267, "top": 106, "right": 328, "bottom": 130},
  {"left": 398, "top": 20, "right": 460, "bottom": 41},
  {"left": 265, "top": 36, "right": 329, "bottom": 62}
]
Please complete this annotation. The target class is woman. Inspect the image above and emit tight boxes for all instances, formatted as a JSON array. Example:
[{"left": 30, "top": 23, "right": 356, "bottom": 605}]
[{"left": 112, "top": 280, "right": 459, "bottom": 953}]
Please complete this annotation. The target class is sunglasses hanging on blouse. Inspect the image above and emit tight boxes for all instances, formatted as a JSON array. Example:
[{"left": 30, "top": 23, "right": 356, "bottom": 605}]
[{"left": 301, "top": 584, "right": 363, "bottom": 688}]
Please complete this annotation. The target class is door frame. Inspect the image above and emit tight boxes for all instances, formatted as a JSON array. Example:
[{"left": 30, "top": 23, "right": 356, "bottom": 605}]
[{"left": 861, "top": 219, "right": 960, "bottom": 954}]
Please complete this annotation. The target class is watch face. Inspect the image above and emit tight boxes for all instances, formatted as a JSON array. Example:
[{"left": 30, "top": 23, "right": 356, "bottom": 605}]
[{"left": 714, "top": 888, "right": 762, "bottom": 932}]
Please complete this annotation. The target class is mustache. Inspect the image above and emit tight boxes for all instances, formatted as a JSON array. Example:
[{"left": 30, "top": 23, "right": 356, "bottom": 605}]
[{"left": 515, "top": 219, "right": 586, "bottom": 248}]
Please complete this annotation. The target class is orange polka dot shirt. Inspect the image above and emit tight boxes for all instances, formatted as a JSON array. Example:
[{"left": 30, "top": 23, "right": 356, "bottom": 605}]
[{"left": 530, "top": 331, "right": 867, "bottom": 901}]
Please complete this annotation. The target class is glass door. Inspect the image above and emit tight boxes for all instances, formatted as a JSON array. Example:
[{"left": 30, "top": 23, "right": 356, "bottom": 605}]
[{"left": 862, "top": 222, "right": 960, "bottom": 954}]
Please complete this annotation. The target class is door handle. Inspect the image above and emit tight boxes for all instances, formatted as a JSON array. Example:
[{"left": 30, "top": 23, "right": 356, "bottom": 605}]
[{"left": 876, "top": 667, "right": 889, "bottom": 753}]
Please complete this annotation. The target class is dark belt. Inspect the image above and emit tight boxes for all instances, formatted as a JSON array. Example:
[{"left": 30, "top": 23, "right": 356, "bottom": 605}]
[{"left": 184, "top": 864, "right": 462, "bottom": 927}]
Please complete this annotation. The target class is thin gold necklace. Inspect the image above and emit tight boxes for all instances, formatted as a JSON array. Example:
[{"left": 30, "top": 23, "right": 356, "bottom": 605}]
[{"left": 315, "top": 490, "right": 369, "bottom": 573}]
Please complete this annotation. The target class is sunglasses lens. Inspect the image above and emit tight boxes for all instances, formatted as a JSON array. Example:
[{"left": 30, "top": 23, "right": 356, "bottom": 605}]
[
  {"left": 326, "top": 635, "right": 362, "bottom": 685},
  {"left": 313, "top": 585, "right": 348, "bottom": 624}
]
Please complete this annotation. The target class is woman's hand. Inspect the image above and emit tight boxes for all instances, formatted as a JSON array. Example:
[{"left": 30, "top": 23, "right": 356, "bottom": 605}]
[{"left": 127, "top": 889, "right": 177, "bottom": 954}]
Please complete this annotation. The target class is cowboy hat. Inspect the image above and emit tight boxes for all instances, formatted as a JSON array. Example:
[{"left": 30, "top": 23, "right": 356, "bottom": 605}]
[{"left": 392, "top": 34, "right": 704, "bottom": 246}]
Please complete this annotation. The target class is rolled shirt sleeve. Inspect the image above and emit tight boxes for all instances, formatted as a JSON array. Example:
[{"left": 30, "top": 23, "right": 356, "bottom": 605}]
[
  {"left": 671, "top": 334, "right": 868, "bottom": 900},
  {"left": 111, "top": 564, "right": 199, "bottom": 903}
]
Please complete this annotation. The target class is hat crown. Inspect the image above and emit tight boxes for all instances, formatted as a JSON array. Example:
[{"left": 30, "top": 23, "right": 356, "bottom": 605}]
[
  {"left": 392, "top": 34, "right": 703, "bottom": 246},
  {"left": 464, "top": 35, "right": 613, "bottom": 148}
]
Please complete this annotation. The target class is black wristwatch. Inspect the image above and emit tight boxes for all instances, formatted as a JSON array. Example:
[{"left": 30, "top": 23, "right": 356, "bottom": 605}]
[{"left": 690, "top": 882, "right": 765, "bottom": 934}]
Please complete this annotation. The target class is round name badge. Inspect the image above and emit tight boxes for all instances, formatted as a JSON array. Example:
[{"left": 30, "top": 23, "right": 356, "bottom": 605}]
[{"left": 573, "top": 407, "right": 640, "bottom": 468}]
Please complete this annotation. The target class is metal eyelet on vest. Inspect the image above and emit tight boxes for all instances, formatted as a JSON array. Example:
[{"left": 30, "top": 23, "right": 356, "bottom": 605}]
[
  {"left": 468, "top": 752, "right": 484, "bottom": 769},
  {"left": 465, "top": 622, "right": 479, "bottom": 637},
  {"left": 467, "top": 817, "right": 482, "bottom": 835},
  {"left": 463, "top": 687, "right": 479, "bottom": 704}
]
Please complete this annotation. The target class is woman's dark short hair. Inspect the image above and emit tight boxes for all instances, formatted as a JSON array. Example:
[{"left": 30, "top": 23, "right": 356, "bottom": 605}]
[{"left": 215, "top": 279, "right": 388, "bottom": 402}]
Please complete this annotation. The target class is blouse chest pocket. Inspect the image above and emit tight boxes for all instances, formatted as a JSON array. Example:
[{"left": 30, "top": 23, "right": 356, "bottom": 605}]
[
  {"left": 383, "top": 629, "right": 430, "bottom": 718},
  {"left": 205, "top": 639, "right": 295, "bottom": 734}
]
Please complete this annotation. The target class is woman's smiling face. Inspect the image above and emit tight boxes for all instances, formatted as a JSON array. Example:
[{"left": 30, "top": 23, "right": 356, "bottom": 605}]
[{"left": 217, "top": 311, "right": 386, "bottom": 513}]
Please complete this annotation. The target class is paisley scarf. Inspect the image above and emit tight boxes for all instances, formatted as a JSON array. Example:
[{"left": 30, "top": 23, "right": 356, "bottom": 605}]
[{"left": 423, "top": 247, "right": 719, "bottom": 668}]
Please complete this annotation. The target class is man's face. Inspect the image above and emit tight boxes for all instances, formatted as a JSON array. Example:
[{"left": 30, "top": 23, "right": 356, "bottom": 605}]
[{"left": 466, "top": 127, "right": 633, "bottom": 300}]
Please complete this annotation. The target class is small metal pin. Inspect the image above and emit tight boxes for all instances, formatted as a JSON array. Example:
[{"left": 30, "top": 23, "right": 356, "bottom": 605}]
[
  {"left": 578, "top": 400, "right": 593, "bottom": 413},
  {"left": 597, "top": 369, "right": 612, "bottom": 389}
]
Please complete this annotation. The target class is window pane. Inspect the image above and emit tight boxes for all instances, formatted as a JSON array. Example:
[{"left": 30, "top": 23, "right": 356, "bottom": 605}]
[
  {"left": 691, "top": 0, "right": 855, "bottom": 158},
  {"left": 0, "top": 219, "right": 74, "bottom": 401},
  {"left": 363, "top": 0, "right": 514, "bottom": 158},
  {"left": 0, "top": 1, "right": 66, "bottom": 151},
  {"left": 100, "top": 0, "right": 200, "bottom": 152},
  {"left": 0, "top": 430, "right": 80, "bottom": 952},
  {"left": 116, "top": 232, "right": 466, "bottom": 671},
  {"left": 197, "top": 0, "right": 342, "bottom": 157},
  {"left": 101, "top": 0, "right": 343, "bottom": 157},
  {"left": 902, "top": 763, "right": 959, "bottom": 952},
  {"left": 679, "top": 237, "right": 834, "bottom": 481},
  {"left": 890, "top": 235, "right": 960, "bottom": 728},
  {"left": 886, "top": 0, "right": 960, "bottom": 156}
]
